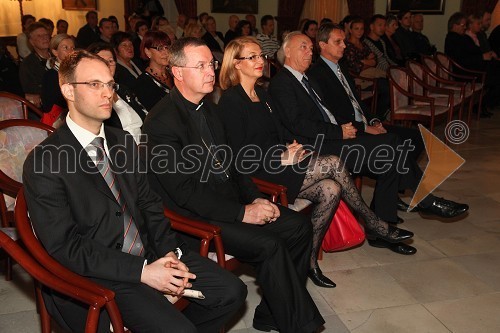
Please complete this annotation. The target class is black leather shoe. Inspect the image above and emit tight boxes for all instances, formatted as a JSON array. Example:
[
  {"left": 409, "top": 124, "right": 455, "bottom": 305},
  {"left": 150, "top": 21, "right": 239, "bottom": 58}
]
[
  {"left": 419, "top": 197, "right": 469, "bottom": 218},
  {"left": 365, "top": 225, "right": 414, "bottom": 243},
  {"left": 308, "top": 268, "right": 336, "bottom": 288},
  {"left": 397, "top": 198, "right": 419, "bottom": 212},
  {"left": 368, "top": 238, "right": 417, "bottom": 255}
]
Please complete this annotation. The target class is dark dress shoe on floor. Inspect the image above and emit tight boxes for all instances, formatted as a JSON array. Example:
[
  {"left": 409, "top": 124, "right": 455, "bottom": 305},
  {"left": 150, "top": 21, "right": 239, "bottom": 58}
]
[
  {"left": 308, "top": 268, "right": 336, "bottom": 288},
  {"left": 368, "top": 238, "right": 417, "bottom": 255},
  {"left": 397, "top": 198, "right": 419, "bottom": 212},
  {"left": 366, "top": 225, "right": 414, "bottom": 243},
  {"left": 397, "top": 216, "right": 404, "bottom": 224},
  {"left": 419, "top": 197, "right": 469, "bottom": 218}
]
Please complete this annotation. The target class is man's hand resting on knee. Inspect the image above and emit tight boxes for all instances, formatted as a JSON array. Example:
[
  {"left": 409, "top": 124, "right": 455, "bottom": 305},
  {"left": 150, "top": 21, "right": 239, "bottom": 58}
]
[{"left": 243, "top": 198, "right": 280, "bottom": 225}]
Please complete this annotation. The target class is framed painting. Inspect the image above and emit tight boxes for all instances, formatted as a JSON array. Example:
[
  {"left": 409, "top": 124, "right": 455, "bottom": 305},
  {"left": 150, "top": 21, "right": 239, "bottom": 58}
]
[
  {"left": 387, "top": 0, "right": 445, "bottom": 15},
  {"left": 62, "top": 0, "right": 97, "bottom": 11},
  {"left": 212, "top": 0, "right": 258, "bottom": 14}
]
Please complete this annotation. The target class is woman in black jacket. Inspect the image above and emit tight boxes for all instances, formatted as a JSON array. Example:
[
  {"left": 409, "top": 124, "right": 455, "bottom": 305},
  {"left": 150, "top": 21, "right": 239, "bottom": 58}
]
[{"left": 218, "top": 37, "right": 413, "bottom": 288}]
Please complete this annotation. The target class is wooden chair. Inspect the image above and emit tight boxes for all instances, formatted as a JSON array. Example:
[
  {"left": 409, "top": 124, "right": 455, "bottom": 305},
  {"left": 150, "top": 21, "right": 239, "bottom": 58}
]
[
  {"left": 15, "top": 187, "right": 226, "bottom": 333},
  {"left": 406, "top": 60, "right": 471, "bottom": 122},
  {"left": 426, "top": 53, "right": 485, "bottom": 122},
  {"left": 387, "top": 66, "right": 453, "bottom": 134},
  {"left": 0, "top": 228, "right": 116, "bottom": 333},
  {"left": 351, "top": 72, "right": 379, "bottom": 116},
  {"left": 0, "top": 91, "right": 44, "bottom": 120},
  {"left": 0, "top": 119, "right": 54, "bottom": 280}
]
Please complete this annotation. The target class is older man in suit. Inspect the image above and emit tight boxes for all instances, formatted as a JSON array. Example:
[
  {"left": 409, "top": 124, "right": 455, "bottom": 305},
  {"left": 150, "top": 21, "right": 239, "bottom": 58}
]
[
  {"left": 23, "top": 50, "right": 246, "bottom": 333},
  {"left": 143, "top": 37, "right": 325, "bottom": 333}
]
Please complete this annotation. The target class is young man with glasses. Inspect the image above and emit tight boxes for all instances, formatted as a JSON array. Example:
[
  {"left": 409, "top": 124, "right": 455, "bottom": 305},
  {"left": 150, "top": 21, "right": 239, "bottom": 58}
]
[
  {"left": 23, "top": 49, "right": 246, "bottom": 333},
  {"left": 143, "top": 37, "right": 325, "bottom": 333}
]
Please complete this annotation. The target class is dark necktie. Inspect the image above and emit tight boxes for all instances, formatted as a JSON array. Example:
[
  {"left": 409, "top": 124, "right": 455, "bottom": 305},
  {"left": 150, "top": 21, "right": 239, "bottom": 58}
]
[
  {"left": 87, "top": 137, "right": 144, "bottom": 257},
  {"left": 301, "top": 76, "right": 337, "bottom": 124},
  {"left": 336, "top": 66, "right": 367, "bottom": 125}
]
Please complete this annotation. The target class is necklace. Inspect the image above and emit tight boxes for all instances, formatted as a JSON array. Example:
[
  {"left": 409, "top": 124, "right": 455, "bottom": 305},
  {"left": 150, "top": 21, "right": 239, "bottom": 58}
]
[{"left": 147, "top": 66, "right": 170, "bottom": 86}]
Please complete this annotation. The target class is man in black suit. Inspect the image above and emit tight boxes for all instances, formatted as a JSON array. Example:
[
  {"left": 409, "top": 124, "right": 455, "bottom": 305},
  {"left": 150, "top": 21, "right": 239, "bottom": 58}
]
[
  {"left": 23, "top": 50, "right": 246, "bottom": 333},
  {"left": 268, "top": 28, "right": 468, "bottom": 252},
  {"left": 143, "top": 37, "right": 324, "bottom": 333},
  {"left": 76, "top": 11, "right": 100, "bottom": 48}
]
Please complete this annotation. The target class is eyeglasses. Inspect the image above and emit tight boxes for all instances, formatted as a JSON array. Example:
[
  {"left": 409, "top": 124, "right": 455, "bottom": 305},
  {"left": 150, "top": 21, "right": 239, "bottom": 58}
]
[
  {"left": 151, "top": 45, "right": 169, "bottom": 52},
  {"left": 236, "top": 54, "right": 268, "bottom": 61},
  {"left": 176, "top": 60, "right": 219, "bottom": 72},
  {"left": 68, "top": 81, "right": 119, "bottom": 91}
]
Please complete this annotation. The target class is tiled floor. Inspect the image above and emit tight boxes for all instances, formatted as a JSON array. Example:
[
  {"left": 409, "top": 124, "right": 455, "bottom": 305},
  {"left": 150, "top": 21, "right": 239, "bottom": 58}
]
[{"left": 2, "top": 113, "right": 500, "bottom": 332}]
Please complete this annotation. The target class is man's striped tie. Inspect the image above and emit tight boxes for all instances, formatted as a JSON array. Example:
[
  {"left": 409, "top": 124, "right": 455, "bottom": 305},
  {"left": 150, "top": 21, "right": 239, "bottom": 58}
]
[{"left": 87, "top": 137, "right": 144, "bottom": 256}]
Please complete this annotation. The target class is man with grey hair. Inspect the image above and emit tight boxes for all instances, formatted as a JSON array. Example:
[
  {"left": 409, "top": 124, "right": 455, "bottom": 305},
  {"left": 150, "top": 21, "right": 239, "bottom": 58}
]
[
  {"left": 269, "top": 28, "right": 469, "bottom": 252},
  {"left": 143, "top": 37, "right": 325, "bottom": 333}
]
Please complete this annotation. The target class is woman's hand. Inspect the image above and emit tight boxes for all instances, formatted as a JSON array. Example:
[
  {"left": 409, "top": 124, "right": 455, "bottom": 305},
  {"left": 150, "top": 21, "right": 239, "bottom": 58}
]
[{"left": 281, "top": 140, "right": 308, "bottom": 165}]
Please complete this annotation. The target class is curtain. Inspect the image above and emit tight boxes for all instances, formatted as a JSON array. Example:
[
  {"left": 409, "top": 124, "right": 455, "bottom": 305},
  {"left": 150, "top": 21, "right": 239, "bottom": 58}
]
[
  {"left": 461, "top": 0, "right": 498, "bottom": 15},
  {"left": 174, "top": 0, "right": 197, "bottom": 19},
  {"left": 277, "top": 0, "right": 306, "bottom": 37},
  {"left": 300, "top": 0, "right": 349, "bottom": 25},
  {"left": 346, "top": 0, "right": 374, "bottom": 21}
]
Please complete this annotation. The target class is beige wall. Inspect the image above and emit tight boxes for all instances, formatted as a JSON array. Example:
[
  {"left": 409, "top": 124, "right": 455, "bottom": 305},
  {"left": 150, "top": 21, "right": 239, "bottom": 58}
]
[
  {"left": 374, "top": 0, "right": 461, "bottom": 52},
  {"left": 197, "top": 0, "right": 278, "bottom": 34},
  {"left": 0, "top": 0, "right": 124, "bottom": 37}
]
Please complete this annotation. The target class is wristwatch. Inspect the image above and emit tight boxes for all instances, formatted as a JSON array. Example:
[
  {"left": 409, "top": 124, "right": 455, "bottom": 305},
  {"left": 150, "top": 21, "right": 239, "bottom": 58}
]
[{"left": 174, "top": 247, "right": 183, "bottom": 260}]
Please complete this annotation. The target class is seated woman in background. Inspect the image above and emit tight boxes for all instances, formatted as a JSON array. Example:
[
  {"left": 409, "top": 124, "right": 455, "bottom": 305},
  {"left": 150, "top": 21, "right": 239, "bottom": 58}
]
[
  {"left": 41, "top": 33, "right": 75, "bottom": 113},
  {"left": 382, "top": 15, "right": 404, "bottom": 66},
  {"left": 344, "top": 18, "right": 383, "bottom": 79},
  {"left": 111, "top": 31, "right": 143, "bottom": 89},
  {"left": 235, "top": 20, "right": 251, "bottom": 38},
  {"left": 183, "top": 22, "right": 203, "bottom": 38},
  {"left": 88, "top": 42, "right": 148, "bottom": 144},
  {"left": 218, "top": 37, "right": 413, "bottom": 288},
  {"left": 302, "top": 20, "right": 319, "bottom": 61},
  {"left": 134, "top": 31, "right": 173, "bottom": 111}
]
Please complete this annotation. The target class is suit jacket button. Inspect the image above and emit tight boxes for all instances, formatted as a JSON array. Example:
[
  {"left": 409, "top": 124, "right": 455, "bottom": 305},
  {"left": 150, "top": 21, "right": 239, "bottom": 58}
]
[
  {"left": 116, "top": 243, "right": 122, "bottom": 249},
  {"left": 116, "top": 211, "right": 122, "bottom": 217}
]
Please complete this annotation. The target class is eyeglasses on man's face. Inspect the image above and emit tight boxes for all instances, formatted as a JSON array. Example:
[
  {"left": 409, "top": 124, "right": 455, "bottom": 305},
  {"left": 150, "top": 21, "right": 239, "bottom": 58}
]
[
  {"left": 236, "top": 54, "right": 268, "bottom": 61},
  {"left": 176, "top": 60, "right": 219, "bottom": 72},
  {"left": 68, "top": 81, "right": 119, "bottom": 91}
]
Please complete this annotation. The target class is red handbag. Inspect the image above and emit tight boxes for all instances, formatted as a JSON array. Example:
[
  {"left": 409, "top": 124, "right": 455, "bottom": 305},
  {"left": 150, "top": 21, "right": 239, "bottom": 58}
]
[{"left": 322, "top": 200, "right": 365, "bottom": 252}]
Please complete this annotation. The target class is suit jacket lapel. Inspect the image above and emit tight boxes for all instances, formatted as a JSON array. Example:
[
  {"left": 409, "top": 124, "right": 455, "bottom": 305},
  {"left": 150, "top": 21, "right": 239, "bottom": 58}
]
[{"left": 58, "top": 123, "right": 119, "bottom": 205}]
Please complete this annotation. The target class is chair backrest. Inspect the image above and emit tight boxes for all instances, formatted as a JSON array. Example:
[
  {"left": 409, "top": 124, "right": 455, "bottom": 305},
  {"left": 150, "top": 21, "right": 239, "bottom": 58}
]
[
  {"left": 406, "top": 61, "right": 426, "bottom": 96},
  {"left": 388, "top": 67, "right": 410, "bottom": 111},
  {"left": 0, "top": 120, "right": 54, "bottom": 227},
  {"left": 0, "top": 92, "right": 44, "bottom": 120},
  {"left": 14, "top": 188, "right": 126, "bottom": 333},
  {"left": 0, "top": 228, "right": 108, "bottom": 333}
]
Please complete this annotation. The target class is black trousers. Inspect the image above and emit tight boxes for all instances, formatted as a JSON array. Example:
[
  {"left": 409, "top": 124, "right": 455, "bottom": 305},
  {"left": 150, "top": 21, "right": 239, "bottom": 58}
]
[
  {"left": 43, "top": 251, "right": 247, "bottom": 333},
  {"left": 209, "top": 206, "right": 325, "bottom": 333},
  {"left": 320, "top": 131, "right": 401, "bottom": 222}
]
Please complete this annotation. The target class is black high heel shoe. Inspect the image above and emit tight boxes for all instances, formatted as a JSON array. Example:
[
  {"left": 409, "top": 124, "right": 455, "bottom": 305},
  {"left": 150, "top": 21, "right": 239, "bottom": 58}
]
[
  {"left": 308, "top": 267, "right": 336, "bottom": 288},
  {"left": 365, "top": 225, "right": 414, "bottom": 243}
]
